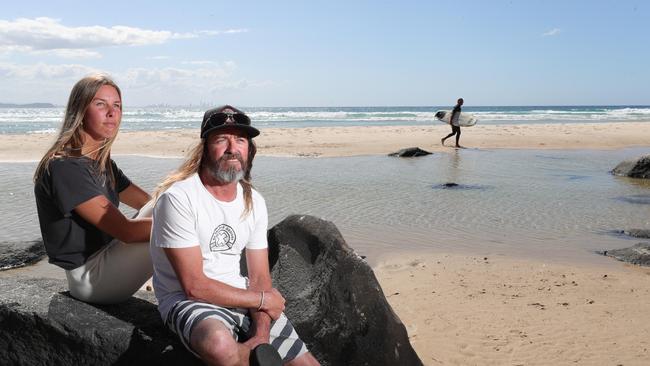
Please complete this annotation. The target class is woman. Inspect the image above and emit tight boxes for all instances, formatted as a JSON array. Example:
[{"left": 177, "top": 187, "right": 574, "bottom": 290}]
[{"left": 34, "top": 74, "right": 153, "bottom": 304}]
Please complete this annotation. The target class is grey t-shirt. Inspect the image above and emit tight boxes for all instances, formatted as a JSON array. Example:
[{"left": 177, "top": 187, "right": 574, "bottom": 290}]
[{"left": 34, "top": 157, "right": 131, "bottom": 270}]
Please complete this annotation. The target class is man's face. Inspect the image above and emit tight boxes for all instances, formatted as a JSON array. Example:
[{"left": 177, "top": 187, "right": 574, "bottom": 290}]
[{"left": 204, "top": 127, "right": 250, "bottom": 183}]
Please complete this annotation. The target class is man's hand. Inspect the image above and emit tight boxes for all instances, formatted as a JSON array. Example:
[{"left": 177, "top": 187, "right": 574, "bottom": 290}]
[{"left": 260, "top": 288, "right": 285, "bottom": 320}]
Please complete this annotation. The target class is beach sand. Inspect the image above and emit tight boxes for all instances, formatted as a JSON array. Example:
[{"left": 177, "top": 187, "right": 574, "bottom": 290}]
[
  {"left": 3, "top": 122, "right": 649, "bottom": 364},
  {"left": 2, "top": 122, "right": 649, "bottom": 161},
  {"left": 376, "top": 252, "right": 650, "bottom": 365}
]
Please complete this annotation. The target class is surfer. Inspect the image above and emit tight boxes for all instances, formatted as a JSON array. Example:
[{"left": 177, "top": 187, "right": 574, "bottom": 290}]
[{"left": 441, "top": 98, "right": 464, "bottom": 148}]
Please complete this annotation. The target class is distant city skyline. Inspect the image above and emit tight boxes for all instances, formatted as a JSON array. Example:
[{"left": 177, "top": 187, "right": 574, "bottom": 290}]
[{"left": 1, "top": 1, "right": 648, "bottom": 107}]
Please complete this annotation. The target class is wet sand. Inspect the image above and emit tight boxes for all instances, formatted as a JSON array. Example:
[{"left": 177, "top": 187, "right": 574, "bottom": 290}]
[{"left": 1, "top": 122, "right": 649, "bottom": 161}]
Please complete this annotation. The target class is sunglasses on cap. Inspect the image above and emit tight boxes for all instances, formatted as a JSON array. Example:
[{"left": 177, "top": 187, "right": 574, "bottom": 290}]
[
  {"left": 200, "top": 107, "right": 260, "bottom": 138},
  {"left": 204, "top": 111, "right": 251, "bottom": 127}
]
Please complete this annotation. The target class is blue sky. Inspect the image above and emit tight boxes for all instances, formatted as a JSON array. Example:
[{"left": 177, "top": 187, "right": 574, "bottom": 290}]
[{"left": 0, "top": 0, "right": 648, "bottom": 106}]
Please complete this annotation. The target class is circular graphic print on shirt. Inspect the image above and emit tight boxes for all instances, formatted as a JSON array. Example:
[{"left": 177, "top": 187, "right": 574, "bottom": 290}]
[{"left": 209, "top": 224, "right": 236, "bottom": 252}]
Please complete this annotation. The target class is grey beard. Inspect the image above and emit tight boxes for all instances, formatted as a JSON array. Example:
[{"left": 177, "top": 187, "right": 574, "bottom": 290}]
[
  {"left": 204, "top": 152, "right": 247, "bottom": 184},
  {"left": 206, "top": 162, "right": 245, "bottom": 183},
  {"left": 216, "top": 166, "right": 244, "bottom": 183}
]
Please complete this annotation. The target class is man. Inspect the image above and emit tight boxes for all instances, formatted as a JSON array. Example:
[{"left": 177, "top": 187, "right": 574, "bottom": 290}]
[
  {"left": 150, "top": 105, "right": 319, "bottom": 366},
  {"left": 441, "top": 97, "right": 464, "bottom": 148}
]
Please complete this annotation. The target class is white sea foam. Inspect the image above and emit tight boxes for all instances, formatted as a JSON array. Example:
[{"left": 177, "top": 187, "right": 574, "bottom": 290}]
[
  {"left": 28, "top": 128, "right": 58, "bottom": 134},
  {"left": 1, "top": 106, "right": 648, "bottom": 134}
]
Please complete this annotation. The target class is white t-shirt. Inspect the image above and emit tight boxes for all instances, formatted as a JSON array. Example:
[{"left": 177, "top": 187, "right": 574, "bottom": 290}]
[{"left": 150, "top": 174, "right": 268, "bottom": 320}]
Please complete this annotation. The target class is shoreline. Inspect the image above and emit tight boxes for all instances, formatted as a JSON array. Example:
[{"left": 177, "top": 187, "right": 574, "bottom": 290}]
[{"left": 1, "top": 122, "right": 649, "bottom": 162}]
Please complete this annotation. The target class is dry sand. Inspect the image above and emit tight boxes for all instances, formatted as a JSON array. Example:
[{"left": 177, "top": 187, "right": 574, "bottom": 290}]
[
  {"left": 1, "top": 122, "right": 649, "bottom": 161},
  {"left": 376, "top": 252, "right": 650, "bottom": 365},
  {"left": 3, "top": 122, "right": 649, "bottom": 364}
]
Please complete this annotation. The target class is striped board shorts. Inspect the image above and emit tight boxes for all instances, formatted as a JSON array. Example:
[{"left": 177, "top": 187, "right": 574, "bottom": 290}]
[{"left": 166, "top": 299, "right": 308, "bottom": 362}]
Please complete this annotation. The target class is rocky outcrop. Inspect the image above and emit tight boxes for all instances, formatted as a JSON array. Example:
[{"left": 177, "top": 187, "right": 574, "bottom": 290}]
[
  {"left": 602, "top": 243, "right": 650, "bottom": 266},
  {"left": 2, "top": 216, "right": 421, "bottom": 365},
  {"left": 0, "top": 277, "right": 198, "bottom": 366},
  {"left": 388, "top": 147, "right": 432, "bottom": 157},
  {"left": 0, "top": 240, "right": 46, "bottom": 270},
  {"left": 267, "top": 215, "right": 422, "bottom": 366},
  {"left": 612, "top": 155, "right": 650, "bottom": 178},
  {"left": 619, "top": 229, "right": 650, "bottom": 239}
]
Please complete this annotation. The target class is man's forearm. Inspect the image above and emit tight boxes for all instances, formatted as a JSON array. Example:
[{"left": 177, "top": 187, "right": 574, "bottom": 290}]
[
  {"left": 247, "top": 273, "right": 274, "bottom": 338},
  {"left": 185, "top": 276, "right": 262, "bottom": 309},
  {"left": 251, "top": 308, "right": 272, "bottom": 339}
]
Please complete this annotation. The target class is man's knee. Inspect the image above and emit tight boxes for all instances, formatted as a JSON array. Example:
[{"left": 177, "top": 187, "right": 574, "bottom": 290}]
[{"left": 191, "top": 320, "right": 240, "bottom": 365}]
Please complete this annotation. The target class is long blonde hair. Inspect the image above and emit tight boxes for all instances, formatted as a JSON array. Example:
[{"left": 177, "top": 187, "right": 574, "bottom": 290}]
[
  {"left": 152, "top": 137, "right": 258, "bottom": 218},
  {"left": 33, "top": 73, "right": 122, "bottom": 185}
]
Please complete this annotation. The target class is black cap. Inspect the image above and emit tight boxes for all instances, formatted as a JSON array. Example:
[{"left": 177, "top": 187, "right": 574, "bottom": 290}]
[{"left": 200, "top": 105, "right": 260, "bottom": 138}]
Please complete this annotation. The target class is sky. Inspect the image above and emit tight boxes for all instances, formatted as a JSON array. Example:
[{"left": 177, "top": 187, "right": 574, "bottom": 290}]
[{"left": 0, "top": 0, "right": 648, "bottom": 107}]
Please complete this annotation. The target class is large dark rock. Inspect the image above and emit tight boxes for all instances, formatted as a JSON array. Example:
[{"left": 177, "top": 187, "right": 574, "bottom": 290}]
[
  {"left": 2, "top": 216, "right": 421, "bottom": 365},
  {"left": 0, "top": 240, "right": 46, "bottom": 271},
  {"left": 267, "top": 215, "right": 422, "bottom": 366},
  {"left": 388, "top": 147, "right": 432, "bottom": 157},
  {"left": 612, "top": 155, "right": 650, "bottom": 178},
  {"left": 602, "top": 243, "right": 650, "bottom": 266},
  {"left": 0, "top": 277, "right": 198, "bottom": 366}
]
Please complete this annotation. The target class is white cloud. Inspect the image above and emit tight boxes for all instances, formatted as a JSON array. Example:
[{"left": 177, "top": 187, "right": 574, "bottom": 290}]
[
  {"left": 542, "top": 28, "right": 561, "bottom": 37},
  {"left": 0, "top": 61, "right": 100, "bottom": 80},
  {"left": 0, "top": 17, "right": 246, "bottom": 57},
  {"left": 122, "top": 63, "right": 238, "bottom": 90},
  {"left": 32, "top": 49, "right": 102, "bottom": 59},
  {"left": 0, "top": 61, "right": 276, "bottom": 105},
  {"left": 0, "top": 17, "right": 171, "bottom": 49}
]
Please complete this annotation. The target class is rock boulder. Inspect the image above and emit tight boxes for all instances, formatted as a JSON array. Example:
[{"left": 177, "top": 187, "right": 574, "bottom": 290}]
[
  {"left": 621, "top": 229, "right": 650, "bottom": 239},
  {"left": 602, "top": 243, "right": 650, "bottom": 266},
  {"left": 0, "top": 277, "right": 198, "bottom": 366},
  {"left": 388, "top": 147, "right": 432, "bottom": 157},
  {"left": 612, "top": 155, "right": 650, "bottom": 179},
  {"left": 0, "top": 240, "right": 46, "bottom": 271},
  {"left": 267, "top": 215, "right": 422, "bottom": 366}
]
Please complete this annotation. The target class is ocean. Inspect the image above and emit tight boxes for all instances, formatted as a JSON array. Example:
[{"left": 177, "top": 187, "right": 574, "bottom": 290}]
[{"left": 1, "top": 105, "right": 649, "bottom": 135}]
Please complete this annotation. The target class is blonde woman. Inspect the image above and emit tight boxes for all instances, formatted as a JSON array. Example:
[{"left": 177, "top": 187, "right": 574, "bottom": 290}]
[{"left": 34, "top": 74, "right": 153, "bottom": 304}]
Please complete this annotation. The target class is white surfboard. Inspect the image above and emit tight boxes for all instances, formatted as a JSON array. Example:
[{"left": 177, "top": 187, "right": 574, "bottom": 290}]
[{"left": 435, "top": 110, "right": 478, "bottom": 127}]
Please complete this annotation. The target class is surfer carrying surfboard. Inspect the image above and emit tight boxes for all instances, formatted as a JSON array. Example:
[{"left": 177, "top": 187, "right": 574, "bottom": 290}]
[{"left": 441, "top": 98, "right": 464, "bottom": 148}]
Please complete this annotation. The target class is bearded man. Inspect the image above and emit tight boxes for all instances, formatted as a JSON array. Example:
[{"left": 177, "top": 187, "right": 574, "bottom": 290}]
[{"left": 150, "top": 105, "right": 319, "bottom": 366}]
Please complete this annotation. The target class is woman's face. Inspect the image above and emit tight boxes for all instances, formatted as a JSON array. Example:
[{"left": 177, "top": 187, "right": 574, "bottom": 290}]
[{"left": 82, "top": 85, "right": 122, "bottom": 142}]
